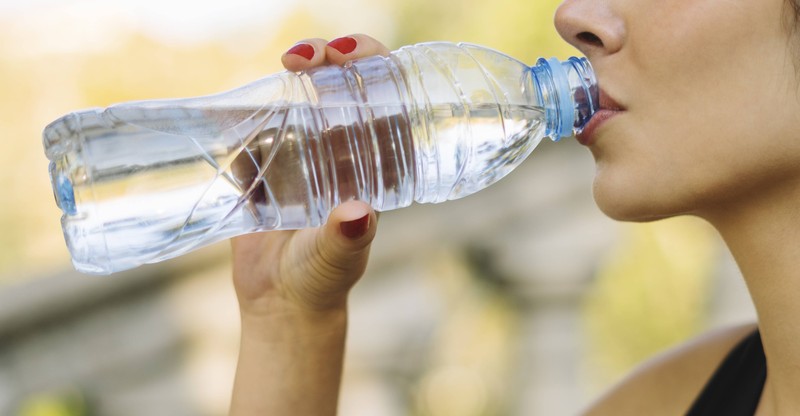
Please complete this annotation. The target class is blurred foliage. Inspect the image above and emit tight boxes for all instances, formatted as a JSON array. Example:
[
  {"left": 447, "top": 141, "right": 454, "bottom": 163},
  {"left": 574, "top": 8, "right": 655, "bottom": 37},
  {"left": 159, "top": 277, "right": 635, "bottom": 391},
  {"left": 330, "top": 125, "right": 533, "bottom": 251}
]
[
  {"left": 379, "top": 0, "right": 576, "bottom": 60},
  {"left": 15, "top": 389, "right": 88, "bottom": 416},
  {"left": 583, "top": 217, "right": 718, "bottom": 391}
]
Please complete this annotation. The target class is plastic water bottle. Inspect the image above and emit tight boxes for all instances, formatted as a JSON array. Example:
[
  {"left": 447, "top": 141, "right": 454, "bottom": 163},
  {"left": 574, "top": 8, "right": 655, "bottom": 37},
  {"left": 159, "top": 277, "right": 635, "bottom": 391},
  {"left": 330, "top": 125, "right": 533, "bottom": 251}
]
[{"left": 43, "top": 42, "right": 598, "bottom": 274}]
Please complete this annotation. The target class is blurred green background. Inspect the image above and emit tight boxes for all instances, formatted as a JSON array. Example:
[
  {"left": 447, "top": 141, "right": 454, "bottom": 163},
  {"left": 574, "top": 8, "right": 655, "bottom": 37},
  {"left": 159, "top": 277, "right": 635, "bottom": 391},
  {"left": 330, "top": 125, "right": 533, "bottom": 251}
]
[{"left": 0, "top": 0, "right": 754, "bottom": 415}]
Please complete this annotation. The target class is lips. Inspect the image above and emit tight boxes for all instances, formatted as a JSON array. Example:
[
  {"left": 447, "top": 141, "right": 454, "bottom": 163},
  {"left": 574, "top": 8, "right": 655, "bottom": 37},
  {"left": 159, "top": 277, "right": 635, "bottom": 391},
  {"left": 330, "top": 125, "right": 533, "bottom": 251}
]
[{"left": 576, "top": 89, "right": 625, "bottom": 146}]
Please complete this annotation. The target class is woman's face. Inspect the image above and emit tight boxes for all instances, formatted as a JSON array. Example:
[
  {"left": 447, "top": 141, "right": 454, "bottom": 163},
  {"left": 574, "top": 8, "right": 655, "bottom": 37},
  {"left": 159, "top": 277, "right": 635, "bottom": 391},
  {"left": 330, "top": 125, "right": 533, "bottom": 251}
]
[{"left": 555, "top": 0, "right": 800, "bottom": 222}]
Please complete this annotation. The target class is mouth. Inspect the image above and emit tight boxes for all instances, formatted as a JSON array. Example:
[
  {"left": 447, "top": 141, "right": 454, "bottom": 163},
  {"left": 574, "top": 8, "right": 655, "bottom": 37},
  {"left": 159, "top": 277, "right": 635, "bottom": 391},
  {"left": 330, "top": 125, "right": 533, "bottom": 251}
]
[{"left": 576, "top": 89, "right": 625, "bottom": 146}]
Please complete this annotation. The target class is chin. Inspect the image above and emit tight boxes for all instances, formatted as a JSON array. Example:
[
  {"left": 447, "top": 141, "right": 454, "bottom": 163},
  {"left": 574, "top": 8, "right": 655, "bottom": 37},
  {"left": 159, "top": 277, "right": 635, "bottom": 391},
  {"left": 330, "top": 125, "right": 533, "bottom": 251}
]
[{"left": 592, "top": 176, "right": 685, "bottom": 223}]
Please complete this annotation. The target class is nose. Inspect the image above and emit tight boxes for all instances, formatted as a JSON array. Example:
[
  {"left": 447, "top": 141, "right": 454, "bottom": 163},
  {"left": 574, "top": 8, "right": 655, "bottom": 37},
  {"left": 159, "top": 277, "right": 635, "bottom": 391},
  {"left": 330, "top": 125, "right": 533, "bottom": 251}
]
[{"left": 554, "top": 0, "right": 625, "bottom": 58}]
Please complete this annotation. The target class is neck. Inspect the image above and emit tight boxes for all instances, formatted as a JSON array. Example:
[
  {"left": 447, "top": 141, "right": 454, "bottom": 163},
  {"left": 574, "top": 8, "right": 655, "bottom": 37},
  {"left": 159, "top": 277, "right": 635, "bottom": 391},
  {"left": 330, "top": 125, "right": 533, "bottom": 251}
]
[{"left": 704, "top": 178, "right": 800, "bottom": 412}]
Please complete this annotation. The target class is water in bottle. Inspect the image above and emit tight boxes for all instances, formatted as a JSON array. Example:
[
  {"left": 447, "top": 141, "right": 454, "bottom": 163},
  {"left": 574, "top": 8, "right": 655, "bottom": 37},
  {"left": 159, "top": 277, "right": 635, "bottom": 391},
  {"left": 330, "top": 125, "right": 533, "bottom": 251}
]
[{"left": 43, "top": 42, "right": 598, "bottom": 274}]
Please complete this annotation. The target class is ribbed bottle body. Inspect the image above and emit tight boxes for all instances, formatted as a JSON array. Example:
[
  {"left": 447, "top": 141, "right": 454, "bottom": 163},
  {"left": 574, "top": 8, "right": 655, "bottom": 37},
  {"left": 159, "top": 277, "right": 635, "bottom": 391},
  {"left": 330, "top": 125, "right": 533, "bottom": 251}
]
[
  {"left": 390, "top": 43, "right": 547, "bottom": 203},
  {"left": 44, "top": 62, "right": 418, "bottom": 273},
  {"left": 43, "top": 42, "right": 594, "bottom": 274}
]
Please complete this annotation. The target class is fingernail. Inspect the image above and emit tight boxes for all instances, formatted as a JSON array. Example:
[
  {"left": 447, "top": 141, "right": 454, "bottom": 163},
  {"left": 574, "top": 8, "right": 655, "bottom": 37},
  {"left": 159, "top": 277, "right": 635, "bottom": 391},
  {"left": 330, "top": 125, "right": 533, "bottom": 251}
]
[
  {"left": 340, "top": 213, "right": 370, "bottom": 239},
  {"left": 286, "top": 43, "right": 315, "bottom": 60},
  {"left": 328, "top": 36, "right": 357, "bottom": 55}
]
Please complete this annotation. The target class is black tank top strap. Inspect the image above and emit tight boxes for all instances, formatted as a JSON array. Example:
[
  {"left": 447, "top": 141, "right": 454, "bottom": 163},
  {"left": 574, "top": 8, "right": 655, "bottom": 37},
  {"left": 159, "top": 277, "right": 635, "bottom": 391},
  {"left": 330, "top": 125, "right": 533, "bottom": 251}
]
[{"left": 686, "top": 329, "right": 766, "bottom": 416}]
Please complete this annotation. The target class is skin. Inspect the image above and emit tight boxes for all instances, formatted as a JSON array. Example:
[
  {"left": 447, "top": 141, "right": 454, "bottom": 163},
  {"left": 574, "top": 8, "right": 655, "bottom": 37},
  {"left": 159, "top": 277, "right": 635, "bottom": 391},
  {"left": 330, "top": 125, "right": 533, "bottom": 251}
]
[
  {"left": 555, "top": 0, "right": 800, "bottom": 414},
  {"left": 229, "top": 0, "right": 800, "bottom": 411}
]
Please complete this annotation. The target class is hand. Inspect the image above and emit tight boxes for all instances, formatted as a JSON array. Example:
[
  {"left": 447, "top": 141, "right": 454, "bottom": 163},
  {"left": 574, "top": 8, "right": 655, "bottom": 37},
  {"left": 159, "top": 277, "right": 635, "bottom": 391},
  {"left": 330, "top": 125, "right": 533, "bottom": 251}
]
[
  {"left": 231, "top": 200, "right": 378, "bottom": 316},
  {"left": 231, "top": 34, "right": 390, "bottom": 318}
]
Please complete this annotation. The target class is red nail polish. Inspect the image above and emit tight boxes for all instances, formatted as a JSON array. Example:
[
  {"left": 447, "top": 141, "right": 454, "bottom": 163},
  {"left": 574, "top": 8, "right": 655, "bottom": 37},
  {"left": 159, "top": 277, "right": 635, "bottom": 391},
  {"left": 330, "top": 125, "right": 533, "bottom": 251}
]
[
  {"left": 328, "top": 37, "right": 357, "bottom": 55},
  {"left": 286, "top": 43, "right": 315, "bottom": 60},
  {"left": 340, "top": 214, "right": 370, "bottom": 239}
]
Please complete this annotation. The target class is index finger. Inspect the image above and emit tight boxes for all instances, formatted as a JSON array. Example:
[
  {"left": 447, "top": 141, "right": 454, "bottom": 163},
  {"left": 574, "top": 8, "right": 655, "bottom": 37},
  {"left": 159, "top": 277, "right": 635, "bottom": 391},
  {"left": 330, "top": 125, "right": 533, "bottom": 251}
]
[{"left": 281, "top": 38, "right": 331, "bottom": 72}]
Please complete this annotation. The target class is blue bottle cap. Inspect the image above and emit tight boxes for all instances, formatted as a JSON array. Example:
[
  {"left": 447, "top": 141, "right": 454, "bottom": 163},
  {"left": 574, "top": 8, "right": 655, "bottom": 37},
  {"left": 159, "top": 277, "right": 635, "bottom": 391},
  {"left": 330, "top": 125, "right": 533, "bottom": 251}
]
[{"left": 546, "top": 58, "right": 575, "bottom": 141}]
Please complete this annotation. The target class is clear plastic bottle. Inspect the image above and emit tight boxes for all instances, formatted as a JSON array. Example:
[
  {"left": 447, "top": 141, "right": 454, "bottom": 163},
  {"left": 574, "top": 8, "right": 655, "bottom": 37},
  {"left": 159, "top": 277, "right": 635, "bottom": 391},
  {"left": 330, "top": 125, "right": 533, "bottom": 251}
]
[{"left": 43, "top": 42, "right": 598, "bottom": 274}]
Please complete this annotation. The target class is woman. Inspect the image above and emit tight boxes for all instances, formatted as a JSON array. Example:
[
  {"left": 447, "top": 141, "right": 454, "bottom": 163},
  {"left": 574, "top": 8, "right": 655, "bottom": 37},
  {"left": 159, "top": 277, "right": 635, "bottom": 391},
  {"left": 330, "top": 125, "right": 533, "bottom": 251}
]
[{"left": 229, "top": 0, "right": 800, "bottom": 414}]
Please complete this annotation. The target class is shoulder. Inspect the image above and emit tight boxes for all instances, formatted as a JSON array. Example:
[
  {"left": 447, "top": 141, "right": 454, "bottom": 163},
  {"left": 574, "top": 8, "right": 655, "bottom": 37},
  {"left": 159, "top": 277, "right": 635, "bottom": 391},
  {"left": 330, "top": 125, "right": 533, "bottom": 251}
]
[{"left": 582, "top": 323, "right": 758, "bottom": 416}]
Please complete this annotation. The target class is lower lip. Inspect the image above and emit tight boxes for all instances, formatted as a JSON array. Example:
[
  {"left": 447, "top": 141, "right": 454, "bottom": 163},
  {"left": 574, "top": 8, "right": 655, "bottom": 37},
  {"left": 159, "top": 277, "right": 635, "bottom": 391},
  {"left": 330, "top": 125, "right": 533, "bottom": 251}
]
[{"left": 576, "top": 109, "right": 622, "bottom": 146}]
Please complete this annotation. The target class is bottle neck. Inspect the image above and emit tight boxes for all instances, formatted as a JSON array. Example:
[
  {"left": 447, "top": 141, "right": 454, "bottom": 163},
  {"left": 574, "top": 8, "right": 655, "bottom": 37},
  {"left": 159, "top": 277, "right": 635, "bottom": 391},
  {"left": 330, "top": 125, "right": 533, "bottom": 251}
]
[{"left": 530, "top": 57, "right": 598, "bottom": 141}]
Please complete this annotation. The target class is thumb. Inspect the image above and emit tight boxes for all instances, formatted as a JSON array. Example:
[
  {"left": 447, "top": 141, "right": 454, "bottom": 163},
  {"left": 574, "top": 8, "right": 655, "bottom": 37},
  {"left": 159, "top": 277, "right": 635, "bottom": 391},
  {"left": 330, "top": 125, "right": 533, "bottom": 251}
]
[
  {"left": 282, "top": 200, "right": 378, "bottom": 309},
  {"left": 315, "top": 200, "right": 378, "bottom": 277},
  {"left": 327, "top": 200, "right": 377, "bottom": 246}
]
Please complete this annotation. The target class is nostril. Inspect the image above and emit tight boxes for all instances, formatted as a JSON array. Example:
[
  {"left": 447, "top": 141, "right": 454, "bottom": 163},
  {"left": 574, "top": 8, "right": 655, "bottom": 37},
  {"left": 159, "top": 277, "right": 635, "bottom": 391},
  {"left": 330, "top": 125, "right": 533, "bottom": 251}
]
[{"left": 577, "top": 32, "right": 604, "bottom": 48}]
